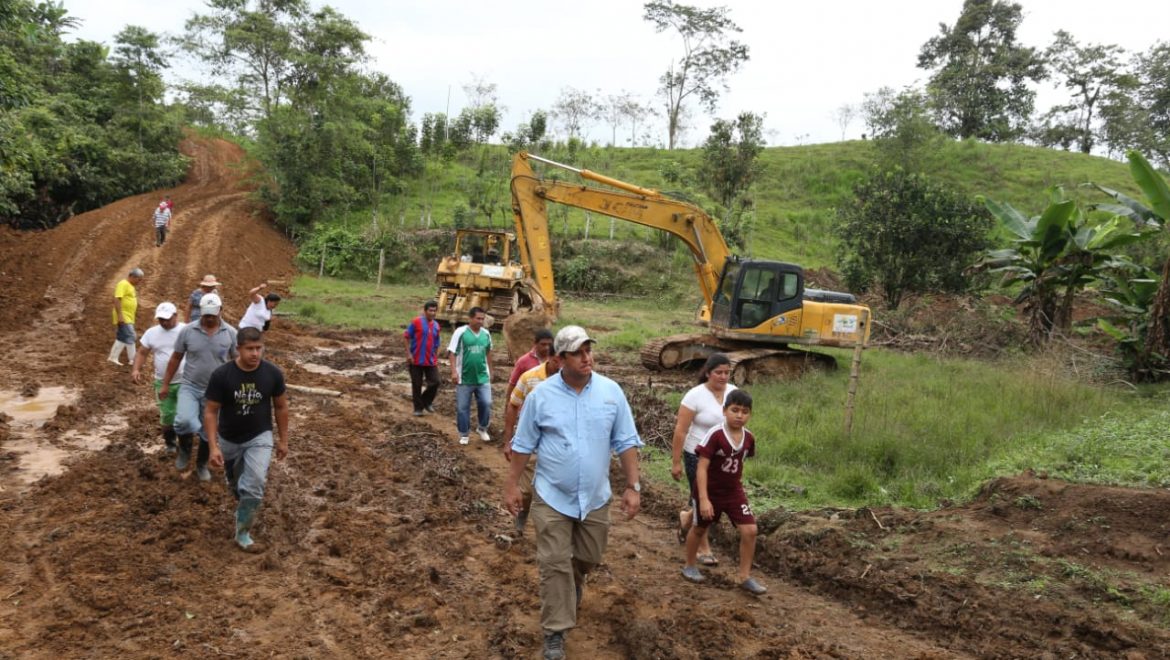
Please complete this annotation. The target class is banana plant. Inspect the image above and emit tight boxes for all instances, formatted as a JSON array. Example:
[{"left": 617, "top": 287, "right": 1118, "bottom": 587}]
[
  {"left": 1120, "top": 151, "right": 1170, "bottom": 376},
  {"left": 976, "top": 188, "right": 1142, "bottom": 344}
]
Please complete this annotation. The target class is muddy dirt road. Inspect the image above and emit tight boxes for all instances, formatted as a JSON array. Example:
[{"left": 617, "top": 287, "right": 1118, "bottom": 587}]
[{"left": 1, "top": 139, "right": 1169, "bottom": 658}]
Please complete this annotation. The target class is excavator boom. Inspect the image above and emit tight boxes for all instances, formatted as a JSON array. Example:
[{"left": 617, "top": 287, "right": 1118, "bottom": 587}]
[{"left": 511, "top": 152, "right": 731, "bottom": 315}]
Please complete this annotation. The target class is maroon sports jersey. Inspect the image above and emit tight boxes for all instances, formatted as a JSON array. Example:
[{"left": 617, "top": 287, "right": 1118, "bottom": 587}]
[{"left": 695, "top": 424, "right": 755, "bottom": 497}]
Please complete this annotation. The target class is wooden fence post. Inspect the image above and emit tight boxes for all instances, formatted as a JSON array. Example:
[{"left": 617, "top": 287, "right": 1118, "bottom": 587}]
[
  {"left": 377, "top": 249, "right": 385, "bottom": 289},
  {"left": 843, "top": 309, "right": 870, "bottom": 435}
]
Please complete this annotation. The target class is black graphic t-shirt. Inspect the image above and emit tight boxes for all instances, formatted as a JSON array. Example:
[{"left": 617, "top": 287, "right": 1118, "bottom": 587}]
[{"left": 205, "top": 360, "right": 287, "bottom": 443}]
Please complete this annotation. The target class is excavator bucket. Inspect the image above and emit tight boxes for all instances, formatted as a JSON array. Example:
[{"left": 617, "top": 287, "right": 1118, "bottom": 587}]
[{"left": 501, "top": 309, "right": 555, "bottom": 362}]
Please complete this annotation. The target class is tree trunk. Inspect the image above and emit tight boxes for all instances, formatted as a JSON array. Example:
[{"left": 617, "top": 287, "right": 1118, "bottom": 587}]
[{"left": 1142, "top": 257, "right": 1170, "bottom": 375}]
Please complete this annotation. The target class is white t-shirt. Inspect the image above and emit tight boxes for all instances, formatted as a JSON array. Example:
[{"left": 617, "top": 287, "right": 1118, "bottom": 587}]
[
  {"left": 679, "top": 382, "right": 738, "bottom": 454},
  {"left": 139, "top": 323, "right": 186, "bottom": 383},
  {"left": 239, "top": 299, "right": 271, "bottom": 330}
]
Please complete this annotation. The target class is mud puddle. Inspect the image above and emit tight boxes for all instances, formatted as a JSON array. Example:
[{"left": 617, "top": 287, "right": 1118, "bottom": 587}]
[{"left": 0, "top": 387, "right": 132, "bottom": 488}]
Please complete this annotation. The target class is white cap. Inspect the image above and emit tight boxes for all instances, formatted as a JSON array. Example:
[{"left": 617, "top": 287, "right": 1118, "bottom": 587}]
[
  {"left": 200, "top": 292, "right": 223, "bottom": 315},
  {"left": 155, "top": 302, "right": 178, "bottom": 319},
  {"left": 553, "top": 325, "right": 595, "bottom": 355}
]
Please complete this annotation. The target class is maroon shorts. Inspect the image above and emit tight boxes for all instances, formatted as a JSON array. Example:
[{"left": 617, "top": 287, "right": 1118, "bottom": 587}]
[{"left": 692, "top": 490, "right": 755, "bottom": 528}]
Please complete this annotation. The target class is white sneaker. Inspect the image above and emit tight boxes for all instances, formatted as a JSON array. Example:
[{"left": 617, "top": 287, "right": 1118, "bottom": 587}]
[
  {"left": 459, "top": 436, "right": 469, "bottom": 445},
  {"left": 477, "top": 427, "right": 491, "bottom": 442},
  {"left": 107, "top": 358, "right": 124, "bottom": 367}
]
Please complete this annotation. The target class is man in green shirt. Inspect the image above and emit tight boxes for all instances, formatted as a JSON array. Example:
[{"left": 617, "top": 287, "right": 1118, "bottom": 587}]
[{"left": 447, "top": 306, "right": 492, "bottom": 446}]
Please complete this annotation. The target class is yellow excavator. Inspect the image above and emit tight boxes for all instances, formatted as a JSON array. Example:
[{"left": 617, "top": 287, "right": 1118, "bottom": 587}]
[{"left": 509, "top": 151, "right": 871, "bottom": 384}]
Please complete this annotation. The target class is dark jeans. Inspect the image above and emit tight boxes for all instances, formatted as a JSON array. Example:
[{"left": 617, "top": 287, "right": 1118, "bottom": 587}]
[
  {"left": 155, "top": 225, "right": 167, "bottom": 246},
  {"left": 409, "top": 364, "right": 440, "bottom": 412}
]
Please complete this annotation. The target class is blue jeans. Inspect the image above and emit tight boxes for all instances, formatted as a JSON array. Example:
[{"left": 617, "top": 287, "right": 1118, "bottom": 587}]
[
  {"left": 221, "top": 431, "right": 274, "bottom": 500},
  {"left": 174, "top": 384, "right": 208, "bottom": 442},
  {"left": 455, "top": 383, "right": 491, "bottom": 435}
]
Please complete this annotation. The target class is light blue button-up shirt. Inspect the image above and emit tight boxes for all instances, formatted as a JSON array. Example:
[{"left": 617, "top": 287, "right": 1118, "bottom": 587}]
[{"left": 511, "top": 371, "right": 643, "bottom": 520}]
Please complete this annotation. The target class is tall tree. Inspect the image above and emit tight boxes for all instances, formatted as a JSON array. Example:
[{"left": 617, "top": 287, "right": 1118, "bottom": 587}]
[
  {"left": 698, "top": 112, "right": 764, "bottom": 209},
  {"left": 551, "top": 86, "right": 595, "bottom": 141},
  {"left": 862, "top": 86, "right": 946, "bottom": 172},
  {"left": 112, "top": 26, "right": 168, "bottom": 150},
  {"left": 830, "top": 103, "right": 856, "bottom": 141},
  {"left": 1099, "top": 43, "right": 1170, "bottom": 168},
  {"left": 642, "top": 1, "right": 749, "bottom": 149},
  {"left": 917, "top": 0, "right": 1045, "bottom": 141},
  {"left": 1038, "top": 31, "right": 1132, "bottom": 154},
  {"left": 182, "top": 0, "right": 311, "bottom": 122}
]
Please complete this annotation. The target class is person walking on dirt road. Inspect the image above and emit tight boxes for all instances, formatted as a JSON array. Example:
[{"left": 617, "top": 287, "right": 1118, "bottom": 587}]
[
  {"left": 131, "top": 302, "right": 185, "bottom": 454},
  {"left": 204, "top": 326, "right": 289, "bottom": 552},
  {"left": 238, "top": 283, "right": 282, "bottom": 332},
  {"left": 447, "top": 306, "right": 492, "bottom": 445},
  {"left": 505, "top": 329, "right": 553, "bottom": 404},
  {"left": 670, "top": 353, "right": 736, "bottom": 566},
  {"left": 680, "top": 389, "right": 766, "bottom": 595},
  {"left": 186, "top": 274, "right": 221, "bottom": 324},
  {"left": 152, "top": 202, "right": 172, "bottom": 247},
  {"left": 108, "top": 268, "right": 144, "bottom": 367},
  {"left": 503, "top": 325, "right": 643, "bottom": 660},
  {"left": 501, "top": 351, "right": 562, "bottom": 535},
  {"left": 404, "top": 300, "right": 442, "bottom": 416},
  {"left": 161, "top": 292, "right": 237, "bottom": 482}
]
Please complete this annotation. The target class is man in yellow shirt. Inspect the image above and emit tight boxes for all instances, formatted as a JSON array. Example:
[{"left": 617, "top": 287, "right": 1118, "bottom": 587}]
[
  {"left": 109, "top": 267, "right": 144, "bottom": 366},
  {"left": 501, "top": 352, "right": 561, "bottom": 534}
]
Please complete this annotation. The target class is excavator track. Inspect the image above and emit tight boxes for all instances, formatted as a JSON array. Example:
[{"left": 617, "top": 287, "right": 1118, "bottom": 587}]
[{"left": 641, "top": 333, "right": 837, "bottom": 385}]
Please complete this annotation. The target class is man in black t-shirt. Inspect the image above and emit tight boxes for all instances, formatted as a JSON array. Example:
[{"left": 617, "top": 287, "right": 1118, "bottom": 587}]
[{"left": 204, "top": 327, "right": 290, "bottom": 552}]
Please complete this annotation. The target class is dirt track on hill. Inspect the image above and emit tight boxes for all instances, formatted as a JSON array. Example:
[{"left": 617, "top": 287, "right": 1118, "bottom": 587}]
[{"left": 2, "top": 138, "right": 1170, "bottom": 659}]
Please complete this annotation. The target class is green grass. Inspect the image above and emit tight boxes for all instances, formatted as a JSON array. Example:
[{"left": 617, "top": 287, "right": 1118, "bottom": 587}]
[
  {"left": 284, "top": 276, "right": 436, "bottom": 330},
  {"left": 336, "top": 140, "right": 1143, "bottom": 273},
  {"left": 291, "top": 278, "right": 1170, "bottom": 510}
]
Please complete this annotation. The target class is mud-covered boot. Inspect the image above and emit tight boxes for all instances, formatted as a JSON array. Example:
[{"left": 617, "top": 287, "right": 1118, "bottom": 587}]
[
  {"left": 195, "top": 439, "right": 211, "bottom": 481},
  {"left": 175, "top": 434, "right": 195, "bottom": 471},
  {"left": 162, "top": 428, "right": 177, "bottom": 455},
  {"left": 235, "top": 497, "right": 263, "bottom": 552}
]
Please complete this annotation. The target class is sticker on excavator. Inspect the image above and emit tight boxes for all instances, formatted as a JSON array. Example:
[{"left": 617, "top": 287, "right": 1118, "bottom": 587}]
[
  {"left": 833, "top": 314, "right": 859, "bottom": 334},
  {"left": 481, "top": 265, "right": 505, "bottom": 278}
]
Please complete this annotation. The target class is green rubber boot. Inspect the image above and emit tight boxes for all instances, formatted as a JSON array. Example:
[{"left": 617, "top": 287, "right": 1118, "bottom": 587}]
[{"left": 235, "top": 497, "right": 263, "bottom": 552}]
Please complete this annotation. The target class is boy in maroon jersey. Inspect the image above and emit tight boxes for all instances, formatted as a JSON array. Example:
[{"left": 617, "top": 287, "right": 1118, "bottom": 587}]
[{"left": 681, "top": 389, "right": 767, "bottom": 595}]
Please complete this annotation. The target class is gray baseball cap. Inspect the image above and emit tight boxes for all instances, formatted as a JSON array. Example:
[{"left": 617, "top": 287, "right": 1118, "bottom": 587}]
[{"left": 554, "top": 325, "right": 595, "bottom": 355}]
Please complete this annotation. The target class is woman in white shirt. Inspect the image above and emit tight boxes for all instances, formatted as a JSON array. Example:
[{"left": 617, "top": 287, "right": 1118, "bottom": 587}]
[{"left": 670, "top": 353, "right": 735, "bottom": 565}]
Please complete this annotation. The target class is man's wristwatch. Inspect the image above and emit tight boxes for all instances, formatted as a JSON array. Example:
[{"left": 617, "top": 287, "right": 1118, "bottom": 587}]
[{"left": 627, "top": 481, "right": 641, "bottom": 493}]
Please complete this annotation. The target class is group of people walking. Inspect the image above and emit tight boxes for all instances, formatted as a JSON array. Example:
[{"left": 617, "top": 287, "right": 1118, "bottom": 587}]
[
  {"left": 110, "top": 267, "right": 287, "bottom": 552},
  {"left": 403, "top": 301, "right": 767, "bottom": 660},
  {"left": 110, "top": 280, "right": 768, "bottom": 657}
]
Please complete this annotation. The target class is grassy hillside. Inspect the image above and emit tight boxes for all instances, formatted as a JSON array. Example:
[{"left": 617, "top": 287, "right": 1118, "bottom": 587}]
[{"left": 337, "top": 140, "right": 1145, "bottom": 274}]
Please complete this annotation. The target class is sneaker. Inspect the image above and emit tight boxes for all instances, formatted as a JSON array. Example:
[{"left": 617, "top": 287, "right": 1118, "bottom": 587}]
[
  {"left": 681, "top": 565, "right": 705, "bottom": 583},
  {"left": 477, "top": 427, "right": 491, "bottom": 442},
  {"left": 740, "top": 577, "right": 767, "bottom": 595},
  {"left": 196, "top": 464, "right": 212, "bottom": 482},
  {"left": 542, "top": 631, "right": 565, "bottom": 660},
  {"left": 107, "top": 358, "right": 124, "bottom": 367},
  {"left": 425, "top": 405, "right": 436, "bottom": 414},
  {"left": 412, "top": 410, "right": 424, "bottom": 417},
  {"left": 459, "top": 436, "right": 469, "bottom": 445}
]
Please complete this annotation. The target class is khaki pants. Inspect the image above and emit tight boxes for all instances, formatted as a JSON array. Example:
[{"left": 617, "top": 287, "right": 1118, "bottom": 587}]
[{"left": 531, "top": 493, "right": 611, "bottom": 633}]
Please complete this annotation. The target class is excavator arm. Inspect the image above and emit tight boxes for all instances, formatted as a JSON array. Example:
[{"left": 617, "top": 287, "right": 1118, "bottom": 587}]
[{"left": 510, "top": 151, "right": 732, "bottom": 315}]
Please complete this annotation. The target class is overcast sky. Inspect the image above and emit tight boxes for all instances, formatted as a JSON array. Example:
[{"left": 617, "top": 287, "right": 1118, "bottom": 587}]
[{"left": 68, "top": 0, "right": 1168, "bottom": 147}]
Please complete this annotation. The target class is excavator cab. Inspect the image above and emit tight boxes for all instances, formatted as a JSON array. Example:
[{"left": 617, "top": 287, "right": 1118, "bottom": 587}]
[{"left": 711, "top": 259, "right": 804, "bottom": 330}]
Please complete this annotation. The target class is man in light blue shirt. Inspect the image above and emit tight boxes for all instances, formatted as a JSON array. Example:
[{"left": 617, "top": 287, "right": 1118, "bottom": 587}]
[{"left": 504, "top": 325, "right": 642, "bottom": 660}]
